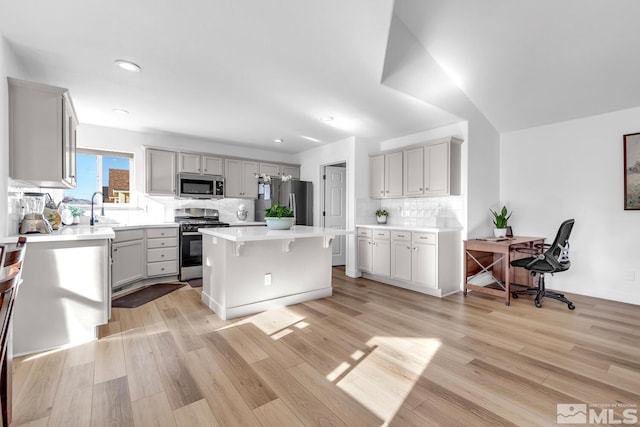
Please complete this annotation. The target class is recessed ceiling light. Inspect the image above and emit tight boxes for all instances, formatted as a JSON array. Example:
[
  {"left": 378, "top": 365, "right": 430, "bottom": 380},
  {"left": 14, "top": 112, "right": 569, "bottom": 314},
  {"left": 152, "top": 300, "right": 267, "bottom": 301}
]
[
  {"left": 112, "top": 109, "right": 130, "bottom": 115},
  {"left": 301, "top": 136, "right": 321, "bottom": 143},
  {"left": 274, "top": 138, "right": 284, "bottom": 143},
  {"left": 115, "top": 60, "right": 141, "bottom": 72},
  {"left": 320, "top": 116, "right": 334, "bottom": 122}
]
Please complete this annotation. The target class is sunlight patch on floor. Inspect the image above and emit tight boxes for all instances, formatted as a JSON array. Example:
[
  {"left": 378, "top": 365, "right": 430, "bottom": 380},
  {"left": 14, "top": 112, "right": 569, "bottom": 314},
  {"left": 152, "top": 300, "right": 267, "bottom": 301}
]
[{"left": 334, "top": 336, "right": 441, "bottom": 422}]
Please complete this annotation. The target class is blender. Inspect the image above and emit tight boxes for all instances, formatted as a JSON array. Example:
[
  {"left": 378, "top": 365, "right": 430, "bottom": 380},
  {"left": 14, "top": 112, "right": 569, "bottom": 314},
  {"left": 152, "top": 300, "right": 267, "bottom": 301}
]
[{"left": 20, "top": 192, "right": 53, "bottom": 234}]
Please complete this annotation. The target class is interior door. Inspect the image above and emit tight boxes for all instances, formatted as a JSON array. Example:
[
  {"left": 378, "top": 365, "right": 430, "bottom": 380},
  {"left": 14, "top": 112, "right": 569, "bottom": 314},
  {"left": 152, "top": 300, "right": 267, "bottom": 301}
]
[{"left": 323, "top": 165, "right": 347, "bottom": 266}]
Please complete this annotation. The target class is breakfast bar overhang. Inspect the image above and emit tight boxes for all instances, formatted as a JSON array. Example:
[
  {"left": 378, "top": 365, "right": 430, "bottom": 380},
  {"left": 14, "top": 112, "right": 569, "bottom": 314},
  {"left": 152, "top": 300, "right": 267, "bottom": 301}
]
[{"left": 199, "top": 225, "right": 353, "bottom": 320}]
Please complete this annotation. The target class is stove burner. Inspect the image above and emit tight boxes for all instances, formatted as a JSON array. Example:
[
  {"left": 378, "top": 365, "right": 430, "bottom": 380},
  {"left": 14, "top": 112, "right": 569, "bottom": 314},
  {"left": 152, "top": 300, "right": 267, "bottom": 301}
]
[{"left": 174, "top": 216, "right": 229, "bottom": 232}]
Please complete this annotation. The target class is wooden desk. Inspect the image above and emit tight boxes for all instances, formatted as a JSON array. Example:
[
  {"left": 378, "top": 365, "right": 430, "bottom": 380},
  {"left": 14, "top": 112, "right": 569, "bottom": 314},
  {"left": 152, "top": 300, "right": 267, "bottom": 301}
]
[{"left": 463, "top": 236, "right": 544, "bottom": 306}]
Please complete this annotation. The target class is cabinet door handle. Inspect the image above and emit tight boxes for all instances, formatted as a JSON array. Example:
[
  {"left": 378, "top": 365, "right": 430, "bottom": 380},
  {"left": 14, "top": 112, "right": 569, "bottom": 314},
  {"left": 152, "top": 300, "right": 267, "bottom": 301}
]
[
  {"left": 161, "top": 242, "right": 165, "bottom": 246},
  {"left": 419, "top": 188, "right": 422, "bottom": 191},
  {"left": 113, "top": 248, "right": 117, "bottom": 252},
  {"left": 161, "top": 254, "right": 165, "bottom": 258},
  {"left": 406, "top": 246, "right": 411, "bottom": 249}
]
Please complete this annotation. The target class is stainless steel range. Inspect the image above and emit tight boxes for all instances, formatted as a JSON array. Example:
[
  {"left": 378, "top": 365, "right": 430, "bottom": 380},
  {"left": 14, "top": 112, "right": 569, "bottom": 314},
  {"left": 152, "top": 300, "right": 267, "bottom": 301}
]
[{"left": 174, "top": 208, "right": 229, "bottom": 280}]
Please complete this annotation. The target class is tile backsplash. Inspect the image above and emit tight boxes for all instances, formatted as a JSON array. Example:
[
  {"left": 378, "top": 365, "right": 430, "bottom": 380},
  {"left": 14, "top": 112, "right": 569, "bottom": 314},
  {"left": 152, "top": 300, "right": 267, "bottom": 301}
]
[
  {"left": 7, "top": 180, "right": 256, "bottom": 234},
  {"left": 358, "top": 196, "right": 464, "bottom": 228}
]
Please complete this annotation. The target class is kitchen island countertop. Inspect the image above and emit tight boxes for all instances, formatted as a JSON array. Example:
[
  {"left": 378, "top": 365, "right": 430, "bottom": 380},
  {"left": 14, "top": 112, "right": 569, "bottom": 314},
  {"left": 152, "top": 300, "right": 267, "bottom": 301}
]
[{"left": 199, "top": 225, "right": 352, "bottom": 242}]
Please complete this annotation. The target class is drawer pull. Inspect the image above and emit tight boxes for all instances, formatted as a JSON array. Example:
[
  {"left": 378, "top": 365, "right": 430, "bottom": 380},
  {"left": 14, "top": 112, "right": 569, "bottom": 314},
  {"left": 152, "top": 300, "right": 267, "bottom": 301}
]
[
  {"left": 161, "top": 268, "right": 165, "bottom": 271},
  {"left": 161, "top": 242, "right": 165, "bottom": 246},
  {"left": 161, "top": 254, "right": 165, "bottom": 258},
  {"left": 397, "top": 234, "right": 405, "bottom": 238}
]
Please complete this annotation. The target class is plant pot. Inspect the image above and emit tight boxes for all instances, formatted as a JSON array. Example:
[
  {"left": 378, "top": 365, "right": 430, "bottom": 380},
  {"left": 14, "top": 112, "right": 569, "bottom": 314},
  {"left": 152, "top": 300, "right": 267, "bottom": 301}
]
[
  {"left": 494, "top": 228, "right": 507, "bottom": 238},
  {"left": 376, "top": 215, "right": 387, "bottom": 224},
  {"left": 265, "top": 217, "right": 295, "bottom": 230}
]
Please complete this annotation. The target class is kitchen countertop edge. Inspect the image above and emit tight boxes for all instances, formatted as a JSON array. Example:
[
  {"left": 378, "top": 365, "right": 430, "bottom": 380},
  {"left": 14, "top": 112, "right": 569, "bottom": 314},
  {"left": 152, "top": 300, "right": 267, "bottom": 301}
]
[
  {"left": 199, "top": 225, "right": 353, "bottom": 242},
  {"left": 356, "top": 224, "right": 463, "bottom": 233},
  {"left": 0, "top": 222, "right": 180, "bottom": 244}
]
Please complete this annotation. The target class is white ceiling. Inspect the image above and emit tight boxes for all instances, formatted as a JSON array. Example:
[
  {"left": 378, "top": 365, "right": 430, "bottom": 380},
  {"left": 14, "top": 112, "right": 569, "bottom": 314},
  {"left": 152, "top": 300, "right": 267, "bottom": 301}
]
[
  {"left": 2, "top": 1, "right": 640, "bottom": 154},
  {"left": 394, "top": 0, "right": 640, "bottom": 132}
]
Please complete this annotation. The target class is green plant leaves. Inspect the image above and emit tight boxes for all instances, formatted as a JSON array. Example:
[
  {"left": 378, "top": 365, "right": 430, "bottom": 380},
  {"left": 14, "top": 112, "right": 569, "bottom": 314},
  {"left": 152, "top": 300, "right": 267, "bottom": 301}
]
[
  {"left": 490, "top": 205, "right": 511, "bottom": 228},
  {"left": 265, "top": 203, "right": 294, "bottom": 218}
]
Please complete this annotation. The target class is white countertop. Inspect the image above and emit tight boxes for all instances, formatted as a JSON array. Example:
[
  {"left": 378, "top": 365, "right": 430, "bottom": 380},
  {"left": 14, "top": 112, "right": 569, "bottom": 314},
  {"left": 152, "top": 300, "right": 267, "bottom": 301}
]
[
  {"left": 0, "top": 222, "right": 179, "bottom": 244},
  {"left": 356, "top": 224, "right": 462, "bottom": 233},
  {"left": 0, "top": 225, "right": 116, "bottom": 243},
  {"left": 199, "top": 225, "right": 353, "bottom": 242},
  {"left": 109, "top": 222, "right": 179, "bottom": 230}
]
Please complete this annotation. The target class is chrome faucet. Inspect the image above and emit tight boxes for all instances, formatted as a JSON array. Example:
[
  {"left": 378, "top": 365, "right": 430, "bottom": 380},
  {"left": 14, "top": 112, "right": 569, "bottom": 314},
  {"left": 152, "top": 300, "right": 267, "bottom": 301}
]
[{"left": 90, "top": 191, "right": 104, "bottom": 226}]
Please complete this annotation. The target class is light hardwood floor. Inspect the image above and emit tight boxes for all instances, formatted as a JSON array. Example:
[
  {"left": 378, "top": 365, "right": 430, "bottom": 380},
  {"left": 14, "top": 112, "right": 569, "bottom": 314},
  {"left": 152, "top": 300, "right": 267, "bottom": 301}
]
[{"left": 11, "top": 268, "right": 640, "bottom": 426}]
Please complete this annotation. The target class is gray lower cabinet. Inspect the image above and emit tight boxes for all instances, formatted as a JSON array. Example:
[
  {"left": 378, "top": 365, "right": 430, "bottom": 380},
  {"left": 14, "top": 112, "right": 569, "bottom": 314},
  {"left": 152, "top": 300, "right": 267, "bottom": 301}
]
[
  {"left": 357, "top": 226, "right": 461, "bottom": 297},
  {"left": 146, "top": 227, "right": 178, "bottom": 277},
  {"left": 112, "top": 229, "right": 145, "bottom": 290},
  {"left": 111, "top": 226, "right": 179, "bottom": 293}
]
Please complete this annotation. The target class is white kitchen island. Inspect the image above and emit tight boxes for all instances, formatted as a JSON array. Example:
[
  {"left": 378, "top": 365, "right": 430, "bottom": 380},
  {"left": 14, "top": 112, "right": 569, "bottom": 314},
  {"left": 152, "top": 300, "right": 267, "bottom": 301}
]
[{"left": 199, "top": 225, "right": 353, "bottom": 320}]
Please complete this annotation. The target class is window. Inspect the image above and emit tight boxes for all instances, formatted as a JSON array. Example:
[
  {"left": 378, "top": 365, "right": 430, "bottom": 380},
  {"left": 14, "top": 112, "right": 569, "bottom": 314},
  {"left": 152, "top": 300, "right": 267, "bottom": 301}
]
[{"left": 63, "top": 149, "right": 133, "bottom": 205}]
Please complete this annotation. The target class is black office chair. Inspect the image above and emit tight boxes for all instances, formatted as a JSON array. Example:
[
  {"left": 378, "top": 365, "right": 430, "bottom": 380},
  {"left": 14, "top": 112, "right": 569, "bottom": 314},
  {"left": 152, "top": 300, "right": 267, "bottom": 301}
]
[{"left": 510, "top": 219, "right": 575, "bottom": 310}]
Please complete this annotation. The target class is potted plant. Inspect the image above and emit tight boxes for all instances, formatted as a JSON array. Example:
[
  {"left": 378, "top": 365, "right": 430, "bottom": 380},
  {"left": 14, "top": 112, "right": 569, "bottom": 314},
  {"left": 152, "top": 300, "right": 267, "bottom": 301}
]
[
  {"left": 68, "top": 205, "right": 85, "bottom": 225},
  {"left": 376, "top": 209, "right": 388, "bottom": 224},
  {"left": 265, "top": 204, "right": 295, "bottom": 230},
  {"left": 490, "top": 205, "right": 511, "bottom": 237}
]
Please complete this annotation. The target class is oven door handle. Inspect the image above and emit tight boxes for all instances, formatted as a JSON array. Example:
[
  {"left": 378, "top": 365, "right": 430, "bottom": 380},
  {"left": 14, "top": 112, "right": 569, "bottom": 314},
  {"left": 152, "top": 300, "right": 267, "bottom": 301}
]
[{"left": 181, "top": 231, "right": 203, "bottom": 236}]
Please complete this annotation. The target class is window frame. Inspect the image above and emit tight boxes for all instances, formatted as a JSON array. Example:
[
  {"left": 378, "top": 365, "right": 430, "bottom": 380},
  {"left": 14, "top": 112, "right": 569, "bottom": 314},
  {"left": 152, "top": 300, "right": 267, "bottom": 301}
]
[{"left": 64, "top": 148, "right": 135, "bottom": 207}]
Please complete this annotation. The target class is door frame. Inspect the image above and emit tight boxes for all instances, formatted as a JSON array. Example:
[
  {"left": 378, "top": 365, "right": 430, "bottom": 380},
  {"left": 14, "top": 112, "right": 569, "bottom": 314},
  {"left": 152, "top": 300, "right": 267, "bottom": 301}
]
[{"left": 319, "top": 161, "right": 348, "bottom": 265}]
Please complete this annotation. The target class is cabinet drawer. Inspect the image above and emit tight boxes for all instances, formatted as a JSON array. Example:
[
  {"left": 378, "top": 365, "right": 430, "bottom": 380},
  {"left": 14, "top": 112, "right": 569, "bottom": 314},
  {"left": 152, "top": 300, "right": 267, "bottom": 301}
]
[
  {"left": 147, "top": 237, "right": 178, "bottom": 249},
  {"left": 147, "top": 247, "right": 177, "bottom": 263},
  {"left": 146, "top": 227, "right": 178, "bottom": 239},
  {"left": 412, "top": 232, "right": 436, "bottom": 244},
  {"left": 373, "top": 230, "right": 390, "bottom": 240},
  {"left": 357, "top": 228, "right": 372, "bottom": 238},
  {"left": 391, "top": 230, "right": 411, "bottom": 240},
  {"left": 147, "top": 260, "right": 178, "bottom": 277},
  {"left": 113, "top": 228, "right": 144, "bottom": 243}
]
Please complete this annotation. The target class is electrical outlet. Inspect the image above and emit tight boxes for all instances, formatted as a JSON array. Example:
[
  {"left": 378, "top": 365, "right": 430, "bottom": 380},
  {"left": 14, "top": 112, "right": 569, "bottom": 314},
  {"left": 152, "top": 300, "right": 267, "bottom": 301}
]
[{"left": 264, "top": 273, "right": 272, "bottom": 286}]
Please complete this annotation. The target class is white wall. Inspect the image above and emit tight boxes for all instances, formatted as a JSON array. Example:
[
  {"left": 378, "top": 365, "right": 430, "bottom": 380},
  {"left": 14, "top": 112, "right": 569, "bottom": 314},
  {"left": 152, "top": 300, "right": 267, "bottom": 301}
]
[
  {"left": 502, "top": 107, "right": 640, "bottom": 305},
  {"left": 0, "top": 37, "right": 30, "bottom": 236},
  {"left": 295, "top": 136, "right": 360, "bottom": 277},
  {"left": 76, "top": 124, "right": 298, "bottom": 224}
]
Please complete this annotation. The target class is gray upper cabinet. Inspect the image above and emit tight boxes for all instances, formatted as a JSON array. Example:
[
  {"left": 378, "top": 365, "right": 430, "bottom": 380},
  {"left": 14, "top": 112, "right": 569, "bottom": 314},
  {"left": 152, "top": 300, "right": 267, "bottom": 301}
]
[
  {"left": 369, "top": 151, "right": 402, "bottom": 199},
  {"left": 145, "top": 148, "right": 177, "bottom": 195},
  {"left": 225, "top": 159, "right": 258, "bottom": 198},
  {"left": 259, "top": 162, "right": 281, "bottom": 177},
  {"left": 281, "top": 165, "right": 300, "bottom": 179},
  {"left": 179, "top": 152, "right": 223, "bottom": 176},
  {"left": 8, "top": 77, "right": 78, "bottom": 188}
]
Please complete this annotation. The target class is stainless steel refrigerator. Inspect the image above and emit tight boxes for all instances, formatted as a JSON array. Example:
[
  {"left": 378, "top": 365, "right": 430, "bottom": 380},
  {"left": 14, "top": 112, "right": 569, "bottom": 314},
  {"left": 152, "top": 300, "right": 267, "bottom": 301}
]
[{"left": 255, "top": 178, "right": 313, "bottom": 225}]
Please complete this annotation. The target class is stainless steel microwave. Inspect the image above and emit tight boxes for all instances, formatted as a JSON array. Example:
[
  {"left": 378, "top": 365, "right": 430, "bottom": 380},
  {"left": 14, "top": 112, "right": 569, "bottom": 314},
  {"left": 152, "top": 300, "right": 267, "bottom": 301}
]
[{"left": 176, "top": 173, "right": 224, "bottom": 199}]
